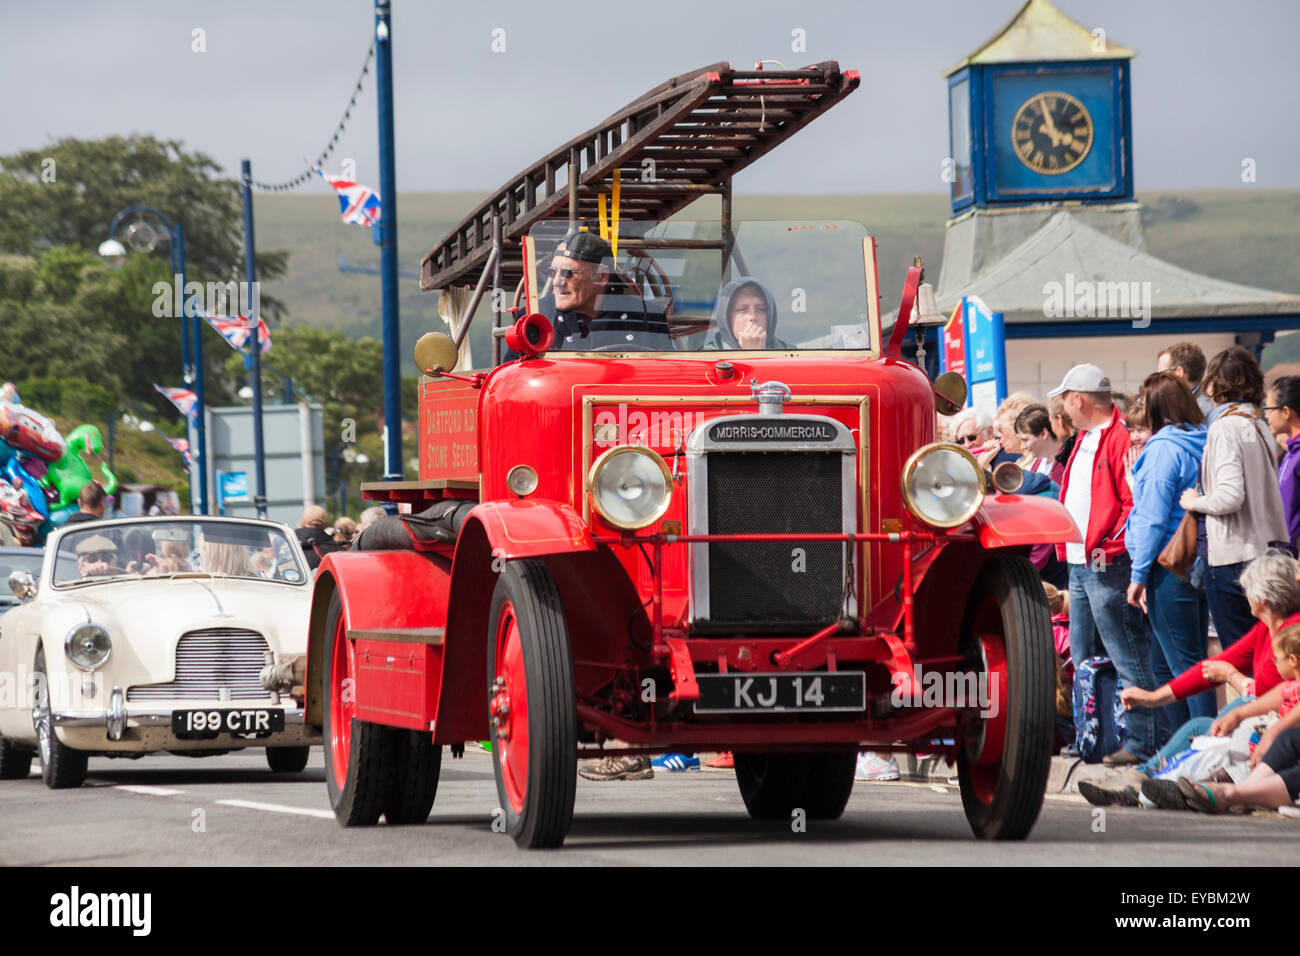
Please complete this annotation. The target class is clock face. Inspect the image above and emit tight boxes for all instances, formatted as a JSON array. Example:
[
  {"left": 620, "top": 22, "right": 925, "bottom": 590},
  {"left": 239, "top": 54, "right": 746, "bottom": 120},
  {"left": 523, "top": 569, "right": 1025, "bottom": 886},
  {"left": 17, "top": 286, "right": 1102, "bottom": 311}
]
[{"left": 1011, "top": 91, "right": 1093, "bottom": 175}]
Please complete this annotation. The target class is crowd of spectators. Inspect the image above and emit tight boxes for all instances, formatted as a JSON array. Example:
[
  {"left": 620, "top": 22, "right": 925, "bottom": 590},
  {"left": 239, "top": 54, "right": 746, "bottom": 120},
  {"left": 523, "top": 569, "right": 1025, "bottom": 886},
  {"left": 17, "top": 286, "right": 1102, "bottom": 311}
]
[{"left": 929, "top": 341, "right": 1300, "bottom": 816}]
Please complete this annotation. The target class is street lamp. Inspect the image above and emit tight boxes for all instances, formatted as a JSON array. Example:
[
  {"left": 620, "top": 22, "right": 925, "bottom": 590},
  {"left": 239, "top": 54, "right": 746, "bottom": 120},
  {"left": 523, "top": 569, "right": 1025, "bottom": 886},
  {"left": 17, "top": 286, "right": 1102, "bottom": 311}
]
[
  {"left": 239, "top": 365, "right": 307, "bottom": 405},
  {"left": 100, "top": 205, "right": 209, "bottom": 515},
  {"left": 330, "top": 444, "right": 370, "bottom": 518}
]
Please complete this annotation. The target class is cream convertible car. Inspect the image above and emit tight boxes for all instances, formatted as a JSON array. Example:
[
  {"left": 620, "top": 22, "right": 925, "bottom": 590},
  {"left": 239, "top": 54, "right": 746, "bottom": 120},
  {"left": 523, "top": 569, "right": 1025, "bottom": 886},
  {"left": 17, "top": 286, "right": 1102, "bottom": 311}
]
[{"left": 0, "top": 516, "right": 320, "bottom": 788}]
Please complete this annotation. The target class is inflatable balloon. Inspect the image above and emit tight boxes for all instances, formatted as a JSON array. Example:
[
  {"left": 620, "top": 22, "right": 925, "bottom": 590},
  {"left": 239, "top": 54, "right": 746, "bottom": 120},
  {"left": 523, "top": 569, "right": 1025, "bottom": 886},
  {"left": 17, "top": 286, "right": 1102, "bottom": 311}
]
[
  {"left": 0, "top": 475, "right": 41, "bottom": 524},
  {"left": 4, "top": 457, "right": 48, "bottom": 520},
  {"left": 0, "top": 399, "right": 66, "bottom": 462},
  {"left": 40, "top": 424, "right": 116, "bottom": 512}
]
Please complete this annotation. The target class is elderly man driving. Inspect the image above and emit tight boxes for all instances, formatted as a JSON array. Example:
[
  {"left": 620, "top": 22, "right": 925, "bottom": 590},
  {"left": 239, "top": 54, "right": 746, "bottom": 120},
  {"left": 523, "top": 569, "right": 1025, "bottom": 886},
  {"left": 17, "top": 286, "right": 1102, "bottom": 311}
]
[{"left": 75, "top": 534, "right": 125, "bottom": 578}]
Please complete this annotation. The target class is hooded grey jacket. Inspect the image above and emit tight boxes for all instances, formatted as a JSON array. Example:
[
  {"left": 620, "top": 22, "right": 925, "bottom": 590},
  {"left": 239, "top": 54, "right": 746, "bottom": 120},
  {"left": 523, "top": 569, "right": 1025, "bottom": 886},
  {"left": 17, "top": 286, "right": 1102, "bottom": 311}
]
[{"left": 702, "top": 278, "right": 791, "bottom": 350}]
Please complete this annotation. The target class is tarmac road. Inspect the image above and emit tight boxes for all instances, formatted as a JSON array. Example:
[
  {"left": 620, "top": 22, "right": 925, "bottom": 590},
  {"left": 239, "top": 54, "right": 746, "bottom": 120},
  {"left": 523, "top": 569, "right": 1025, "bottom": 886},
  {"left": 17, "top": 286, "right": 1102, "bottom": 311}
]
[{"left": 2, "top": 747, "right": 1298, "bottom": 866}]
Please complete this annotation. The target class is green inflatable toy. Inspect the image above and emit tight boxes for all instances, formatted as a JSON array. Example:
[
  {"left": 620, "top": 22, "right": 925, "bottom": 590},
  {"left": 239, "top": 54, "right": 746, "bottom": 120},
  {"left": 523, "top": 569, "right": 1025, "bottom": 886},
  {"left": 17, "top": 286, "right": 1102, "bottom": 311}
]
[{"left": 40, "top": 424, "right": 117, "bottom": 511}]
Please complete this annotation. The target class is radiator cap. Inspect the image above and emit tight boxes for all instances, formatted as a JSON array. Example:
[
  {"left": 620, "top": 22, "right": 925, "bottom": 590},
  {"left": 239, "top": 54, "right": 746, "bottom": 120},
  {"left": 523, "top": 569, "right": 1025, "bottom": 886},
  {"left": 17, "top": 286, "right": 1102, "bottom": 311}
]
[{"left": 750, "top": 378, "right": 792, "bottom": 415}]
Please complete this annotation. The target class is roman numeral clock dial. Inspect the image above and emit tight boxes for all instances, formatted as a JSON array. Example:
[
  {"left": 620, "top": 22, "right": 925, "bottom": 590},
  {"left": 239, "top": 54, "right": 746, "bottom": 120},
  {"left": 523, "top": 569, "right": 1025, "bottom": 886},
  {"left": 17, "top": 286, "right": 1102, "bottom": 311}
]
[{"left": 1012, "top": 91, "right": 1093, "bottom": 174}]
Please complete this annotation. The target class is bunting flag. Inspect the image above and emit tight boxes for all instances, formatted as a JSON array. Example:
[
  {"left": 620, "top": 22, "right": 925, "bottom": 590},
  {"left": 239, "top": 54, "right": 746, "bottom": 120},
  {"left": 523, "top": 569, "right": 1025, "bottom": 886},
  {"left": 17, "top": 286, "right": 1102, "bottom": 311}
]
[
  {"left": 312, "top": 163, "right": 382, "bottom": 227},
  {"left": 203, "top": 313, "right": 271, "bottom": 353},
  {"left": 154, "top": 385, "right": 197, "bottom": 419},
  {"left": 164, "top": 436, "right": 192, "bottom": 466}
]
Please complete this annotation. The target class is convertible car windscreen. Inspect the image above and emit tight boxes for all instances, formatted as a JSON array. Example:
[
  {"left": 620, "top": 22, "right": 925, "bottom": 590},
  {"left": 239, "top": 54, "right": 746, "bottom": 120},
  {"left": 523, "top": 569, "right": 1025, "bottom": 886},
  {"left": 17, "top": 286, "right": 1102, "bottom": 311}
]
[
  {"left": 527, "top": 219, "right": 875, "bottom": 352},
  {"left": 53, "top": 522, "right": 306, "bottom": 587}
]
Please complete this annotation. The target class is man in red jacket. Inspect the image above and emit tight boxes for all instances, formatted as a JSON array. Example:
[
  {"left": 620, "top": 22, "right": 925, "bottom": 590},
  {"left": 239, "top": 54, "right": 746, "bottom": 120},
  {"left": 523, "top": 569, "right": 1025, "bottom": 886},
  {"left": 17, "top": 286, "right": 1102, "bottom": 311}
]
[{"left": 1051, "top": 364, "right": 1159, "bottom": 764}]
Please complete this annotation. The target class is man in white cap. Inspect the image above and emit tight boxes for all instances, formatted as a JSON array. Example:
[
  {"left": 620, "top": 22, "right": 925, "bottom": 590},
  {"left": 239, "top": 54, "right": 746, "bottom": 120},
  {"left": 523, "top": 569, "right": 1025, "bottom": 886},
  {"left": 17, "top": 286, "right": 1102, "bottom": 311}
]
[{"left": 1050, "top": 363, "right": 1158, "bottom": 765}]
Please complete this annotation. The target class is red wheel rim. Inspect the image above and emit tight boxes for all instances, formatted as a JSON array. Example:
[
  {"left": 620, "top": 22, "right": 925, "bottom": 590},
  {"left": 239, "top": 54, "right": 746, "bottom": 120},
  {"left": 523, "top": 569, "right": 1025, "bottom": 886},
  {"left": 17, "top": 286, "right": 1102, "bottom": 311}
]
[
  {"left": 329, "top": 616, "right": 356, "bottom": 789},
  {"left": 965, "top": 597, "right": 1009, "bottom": 806},
  {"left": 491, "top": 600, "right": 529, "bottom": 814}
]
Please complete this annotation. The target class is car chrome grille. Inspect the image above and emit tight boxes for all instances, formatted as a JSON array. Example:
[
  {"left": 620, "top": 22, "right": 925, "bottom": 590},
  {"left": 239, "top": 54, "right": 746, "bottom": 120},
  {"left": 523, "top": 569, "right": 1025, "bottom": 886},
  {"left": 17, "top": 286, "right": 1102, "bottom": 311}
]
[{"left": 126, "top": 628, "right": 273, "bottom": 702}]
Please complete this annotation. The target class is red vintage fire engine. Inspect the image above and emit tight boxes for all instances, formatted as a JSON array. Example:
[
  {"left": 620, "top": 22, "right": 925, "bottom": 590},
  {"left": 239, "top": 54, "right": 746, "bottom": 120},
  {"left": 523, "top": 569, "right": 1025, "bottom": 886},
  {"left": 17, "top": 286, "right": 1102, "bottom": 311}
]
[{"left": 304, "top": 62, "right": 1079, "bottom": 847}]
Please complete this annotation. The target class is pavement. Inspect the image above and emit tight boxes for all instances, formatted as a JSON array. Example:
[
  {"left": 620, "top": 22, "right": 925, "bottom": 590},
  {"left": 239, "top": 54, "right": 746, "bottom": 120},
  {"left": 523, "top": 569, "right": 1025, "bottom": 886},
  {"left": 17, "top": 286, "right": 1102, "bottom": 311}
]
[
  {"left": 3, "top": 746, "right": 1298, "bottom": 866},
  {"left": 897, "top": 751, "right": 1113, "bottom": 794}
]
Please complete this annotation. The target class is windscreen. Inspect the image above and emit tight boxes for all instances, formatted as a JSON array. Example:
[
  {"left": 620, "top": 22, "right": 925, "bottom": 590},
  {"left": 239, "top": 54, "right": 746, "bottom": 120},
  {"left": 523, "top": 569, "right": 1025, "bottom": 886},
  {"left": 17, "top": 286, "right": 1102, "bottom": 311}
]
[
  {"left": 525, "top": 219, "right": 875, "bottom": 353},
  {"left": 53, "top": 521, "right": 306, "bottom": 588}
]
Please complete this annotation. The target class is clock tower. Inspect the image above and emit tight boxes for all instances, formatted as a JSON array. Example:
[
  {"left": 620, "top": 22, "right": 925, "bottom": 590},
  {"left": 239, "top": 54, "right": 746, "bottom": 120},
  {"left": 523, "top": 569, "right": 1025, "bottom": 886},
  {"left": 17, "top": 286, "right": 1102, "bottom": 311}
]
[
  {"left": 945, "top": 0, "right": 1134, "bottom": 210},
  {"left": 937, "top": 0, "right": 1145, "bottom": 300},
  {"left": 923, "top": 0, "right": 1300, "bottom": 403}
]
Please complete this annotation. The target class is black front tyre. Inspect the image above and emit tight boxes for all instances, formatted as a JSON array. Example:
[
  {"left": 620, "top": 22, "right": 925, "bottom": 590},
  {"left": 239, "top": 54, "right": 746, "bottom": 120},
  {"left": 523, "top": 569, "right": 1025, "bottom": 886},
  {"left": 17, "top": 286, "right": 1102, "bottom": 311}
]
[
  {"left": 265, "top": 746, "right": 311, "bottom": 773},
  {"left": 487, "top": 559, "right": 577, "bottom": 849},
  {"left": 33, "top": 648, "right": 88, "bottom": 789},
  {"left": 957, "top": 555, "right": 1055, "bottom": 840}
]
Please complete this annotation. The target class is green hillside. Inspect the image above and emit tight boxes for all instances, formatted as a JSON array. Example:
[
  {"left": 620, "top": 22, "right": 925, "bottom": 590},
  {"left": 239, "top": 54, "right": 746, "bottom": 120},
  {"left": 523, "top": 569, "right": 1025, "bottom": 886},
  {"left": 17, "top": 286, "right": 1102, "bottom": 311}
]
[{"left": 255, "top": 188, "right": 1300, "bottom": 369}]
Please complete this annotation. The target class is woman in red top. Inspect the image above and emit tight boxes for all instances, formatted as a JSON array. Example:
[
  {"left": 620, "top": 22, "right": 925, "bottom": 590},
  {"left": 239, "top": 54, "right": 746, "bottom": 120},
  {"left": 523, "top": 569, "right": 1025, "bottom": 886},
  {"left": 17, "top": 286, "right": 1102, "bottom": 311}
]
[{"left": 1078, "top": 551, "right": 1299, "bottom": 805}]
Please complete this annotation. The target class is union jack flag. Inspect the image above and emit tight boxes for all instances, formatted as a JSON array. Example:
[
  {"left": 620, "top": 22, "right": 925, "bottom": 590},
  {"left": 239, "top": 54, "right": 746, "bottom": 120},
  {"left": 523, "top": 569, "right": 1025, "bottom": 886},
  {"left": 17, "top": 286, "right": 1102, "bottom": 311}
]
[
  {"left": 313, "top": 164, "right": 382, "bottom": 227},
  {"left": 203, "top": 313, "right": 271, "bottom": 354},
  {"left": 164, "top": 436, "right": 192, "bottom": 466},
  {"left": 153, "top": 385, "right": 197, "bottom": 419}
]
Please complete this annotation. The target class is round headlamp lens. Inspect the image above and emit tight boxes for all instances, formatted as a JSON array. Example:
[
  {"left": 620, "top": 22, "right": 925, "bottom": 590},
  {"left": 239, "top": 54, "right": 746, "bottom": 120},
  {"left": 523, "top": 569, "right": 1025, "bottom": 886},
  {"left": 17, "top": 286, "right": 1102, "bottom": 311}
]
[
  {"left": 66, "top": 624, "right": 112, "bottom": 671},
  {"left": 506, "top": 465, "right": 539, "bottom": 497},
  {"left": 590, "top": 447, "right": 671, "bottom": 529},
  {"left": 903, "top": 444, "right": 984, "bottom": 528}
]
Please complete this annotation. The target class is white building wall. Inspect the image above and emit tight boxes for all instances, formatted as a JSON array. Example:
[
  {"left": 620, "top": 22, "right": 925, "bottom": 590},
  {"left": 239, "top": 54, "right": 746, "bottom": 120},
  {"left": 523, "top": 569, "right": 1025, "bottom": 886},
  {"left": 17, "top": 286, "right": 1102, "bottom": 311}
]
[{"left": 1005, "top": 332, "right": 1237, "bottom": 401}]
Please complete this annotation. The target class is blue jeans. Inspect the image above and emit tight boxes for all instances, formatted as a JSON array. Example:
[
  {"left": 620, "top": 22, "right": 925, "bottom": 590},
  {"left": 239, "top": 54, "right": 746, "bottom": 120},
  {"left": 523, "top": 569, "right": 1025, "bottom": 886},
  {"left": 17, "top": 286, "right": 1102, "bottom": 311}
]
[
  {"left": 1205, "top": 560, "right": 1256, "bottom": 648},
  {"left": 1138, "top": 694, "right": 1253, "bottom": 776},
  {"left": 1147, "top": 564, "right": 1214, "bottom": 722},
  {"left": 1069, "top": 554, "right": 1158, "bottom": 759}
]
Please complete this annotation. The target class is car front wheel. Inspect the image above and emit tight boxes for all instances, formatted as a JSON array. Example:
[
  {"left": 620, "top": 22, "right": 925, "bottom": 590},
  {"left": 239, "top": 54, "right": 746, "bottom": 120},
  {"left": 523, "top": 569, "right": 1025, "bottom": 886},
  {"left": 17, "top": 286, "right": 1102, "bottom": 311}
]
[
  {"left": 32, "top": 647, "right": 88, "bottom": 789},
  {"left": 265, "top": 746, "right": 311, "bottom": 773}
]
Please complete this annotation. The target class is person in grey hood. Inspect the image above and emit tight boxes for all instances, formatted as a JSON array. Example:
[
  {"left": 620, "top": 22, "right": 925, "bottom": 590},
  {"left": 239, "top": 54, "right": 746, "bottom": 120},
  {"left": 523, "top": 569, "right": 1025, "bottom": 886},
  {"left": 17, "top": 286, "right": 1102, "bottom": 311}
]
[{"left": 703, "top": 278, "right": 791, "bottom": 350}]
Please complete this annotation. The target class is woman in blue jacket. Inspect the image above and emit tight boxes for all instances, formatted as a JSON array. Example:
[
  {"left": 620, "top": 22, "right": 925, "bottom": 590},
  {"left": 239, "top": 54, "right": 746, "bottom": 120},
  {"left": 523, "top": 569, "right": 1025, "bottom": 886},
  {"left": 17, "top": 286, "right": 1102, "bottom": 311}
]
[{"left": 1126, "top": 372, "right": 1212, "bottom": 727}]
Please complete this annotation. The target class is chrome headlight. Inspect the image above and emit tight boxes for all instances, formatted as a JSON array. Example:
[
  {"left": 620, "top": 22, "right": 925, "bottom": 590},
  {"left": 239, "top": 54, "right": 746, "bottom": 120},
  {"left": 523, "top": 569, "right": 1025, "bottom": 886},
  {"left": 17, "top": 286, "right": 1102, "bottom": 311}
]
[
  {"left": 901, "top": 443, "right": 985, "bottom": 529},
  {"left": 65, "top": 624, "right": 112, "bottom": 671},
  {"left": 588, "top": 446, "right": 672, "bottom": 530}
]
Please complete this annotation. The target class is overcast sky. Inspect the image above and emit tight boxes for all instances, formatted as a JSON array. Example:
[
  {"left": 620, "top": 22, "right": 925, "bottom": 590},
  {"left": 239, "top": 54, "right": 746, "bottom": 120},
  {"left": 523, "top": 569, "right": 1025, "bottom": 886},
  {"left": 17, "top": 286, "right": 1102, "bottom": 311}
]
[{"left": 5, "top": 0, "right": 1297, "bottom": 197}]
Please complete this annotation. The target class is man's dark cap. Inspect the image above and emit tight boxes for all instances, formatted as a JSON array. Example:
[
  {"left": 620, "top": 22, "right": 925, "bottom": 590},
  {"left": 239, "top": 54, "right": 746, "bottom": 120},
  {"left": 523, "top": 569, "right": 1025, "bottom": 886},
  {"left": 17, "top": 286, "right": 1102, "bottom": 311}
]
[{"left": 558, "top": 231, "right": 612, "bottom": 265}]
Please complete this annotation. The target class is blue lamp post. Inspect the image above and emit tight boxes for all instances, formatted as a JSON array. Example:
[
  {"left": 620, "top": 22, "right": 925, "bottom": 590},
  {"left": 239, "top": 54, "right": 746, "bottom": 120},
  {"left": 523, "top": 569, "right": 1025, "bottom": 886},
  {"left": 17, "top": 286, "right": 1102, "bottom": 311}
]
[{"left": 99, "top": 206, "right": 209, "bottom": 515}]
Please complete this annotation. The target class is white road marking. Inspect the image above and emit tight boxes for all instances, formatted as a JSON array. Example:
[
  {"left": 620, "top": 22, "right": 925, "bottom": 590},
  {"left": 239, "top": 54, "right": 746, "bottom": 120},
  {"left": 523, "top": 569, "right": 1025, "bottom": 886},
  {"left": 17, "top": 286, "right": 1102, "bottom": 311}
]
[
  {"left": 215, "top": 798, "right": 335, "bottom": 819},
  {"left": 114, "top": 784, "right": 186, "bottom": 796}
]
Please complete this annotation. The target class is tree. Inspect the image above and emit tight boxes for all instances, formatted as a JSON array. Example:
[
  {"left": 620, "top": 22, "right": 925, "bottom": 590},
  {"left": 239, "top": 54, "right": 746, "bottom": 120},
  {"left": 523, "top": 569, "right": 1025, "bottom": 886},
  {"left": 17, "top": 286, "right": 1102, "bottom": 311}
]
[
  {"left": 0, "top": 135, "right": 286, "bottom": 296},
  {"left": 0, "top": 135, "right": 290, "bottom": 410}
]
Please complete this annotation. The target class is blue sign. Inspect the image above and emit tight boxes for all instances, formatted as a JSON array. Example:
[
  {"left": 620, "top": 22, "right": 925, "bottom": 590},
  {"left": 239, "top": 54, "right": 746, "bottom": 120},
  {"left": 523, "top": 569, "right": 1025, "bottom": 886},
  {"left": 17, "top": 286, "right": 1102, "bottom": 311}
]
[
  {"left": 221, "top": 471, "right": 250, "bottom": 501},
  {"left": 962, "top": 295, "right": 1007, "bottom": 417}
]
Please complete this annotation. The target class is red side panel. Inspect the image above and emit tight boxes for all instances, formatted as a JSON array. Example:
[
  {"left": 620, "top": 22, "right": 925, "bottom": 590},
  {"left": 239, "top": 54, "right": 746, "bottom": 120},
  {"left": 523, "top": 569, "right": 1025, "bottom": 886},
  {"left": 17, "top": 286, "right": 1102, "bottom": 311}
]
[
  {"left": 973, "top": 494, "right": 1081, "bottom": 549},
  {"left": 467, "top": 499, "right": 595, "bottom": 559},
  {"left": 354, "top": 639, "right": 443, "bottom": 732},
  {"left": 318, "top": 551, "right": 451, "bottom": 731},
  {"left": 420, "top": 379, "right": 479, "bottom": 482},
  {"left": 321, "top": 550, "right": 451, "bottom": 631}
]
